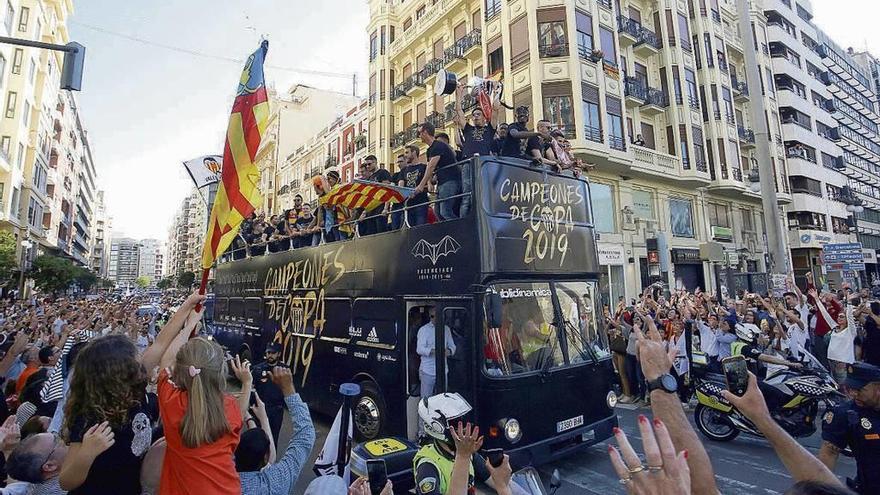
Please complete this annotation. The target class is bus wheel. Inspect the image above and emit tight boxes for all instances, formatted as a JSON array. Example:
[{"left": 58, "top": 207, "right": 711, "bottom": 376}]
[{"left": 354, "top": 382, "right": 386, "bottom": 441}]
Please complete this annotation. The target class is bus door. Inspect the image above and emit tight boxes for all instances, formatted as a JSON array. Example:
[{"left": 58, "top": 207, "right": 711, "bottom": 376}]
[{"left": 435, "top": 302, "right": 473, "bottom": 402}]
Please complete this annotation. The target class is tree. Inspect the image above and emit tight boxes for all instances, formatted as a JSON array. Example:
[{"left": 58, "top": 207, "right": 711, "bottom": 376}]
[
  {"left": 73, "top": 267, "right": 98, "bottom": 291},
  {"left": 156, "top": 277, "right": 173, "bottom": 290},
  {"left": 135, "top": 276, "right": 151, "bottom": 288},
  {"left": 100, "top": 278, "right": 115, "bottom": 289},
  {"left": 0, "top": 232, "right": 17, "bottom": 285},
  {"left": 177, "top": 271, "right": 196, "bottom": 288},
  {"left": 31, "top": 255, "right": 77, "bottom": 293}
]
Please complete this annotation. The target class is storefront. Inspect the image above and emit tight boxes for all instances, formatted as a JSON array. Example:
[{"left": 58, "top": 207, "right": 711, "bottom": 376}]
[
  {"left": 597, "top": 244, "right": 627, "bottom": 310},
  {"left": 671, "top": 248, "right": 705, "bottom": 291}
]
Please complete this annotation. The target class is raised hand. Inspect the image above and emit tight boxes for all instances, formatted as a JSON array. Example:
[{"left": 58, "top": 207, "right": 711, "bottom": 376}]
[
  {"left": 231, "top": 355, "right": 252, "bottom": 387},
  {"left": 608, "top": 416, "right": 690, "bottom": 494},
  {"left": 450, "top": 421, "right": 483, "bottom": 458}
]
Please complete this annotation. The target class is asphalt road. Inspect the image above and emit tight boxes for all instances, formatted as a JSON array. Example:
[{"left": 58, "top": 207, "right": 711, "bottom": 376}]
[{"left": 282, "top": 403, "right": 857, "bottom": 494}]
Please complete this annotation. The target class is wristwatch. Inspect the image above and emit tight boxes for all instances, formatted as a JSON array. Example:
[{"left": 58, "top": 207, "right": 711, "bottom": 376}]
[{"left": 647, "top": 373, "right": 678, "bottom": 394}]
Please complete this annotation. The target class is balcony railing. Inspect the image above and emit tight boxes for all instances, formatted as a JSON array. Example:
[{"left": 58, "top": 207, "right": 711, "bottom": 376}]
[
  {"left": 688, "top": 95, "right": 701, "bottom": 109},
  {"left": 646, "top": 87, "right": 669, "bottom": 107},
  {"left": 584, "top": 125, "right": 603, "bottom": 143},
  {"left": 713, "top": 109, "right": 722, "bottom": 120},
  {"left": 737, "top": 126, "right": 755, "bottom": 143},
  {"left": 639, "top": 28, "right": 661, "bottom": 49},
  {"left": 425, "top": 111, "right": 444, "bottom": 129},
  {"left": 695, "top": 159, "right": 708, "bottom": 173},
  {"left": 609, "top": 135, "right": 626, "bottom": 151},
  {"left": 624, "top": 77, "right": 647, "bottom": 101},
  {"left": 731, "top": 77, "right": 748, "bottom": 96},
  {"left": 578, "top": 44, "right": 603, "bottom": 62},
  {"left": 539, "top": 42, "right": 569, "bottom": 58},
  {"left": 617, "top": 16, "right": 661, "bottom": 50},
  {"left": 731, "top": 168, "right": 743, "bottom": 181}
]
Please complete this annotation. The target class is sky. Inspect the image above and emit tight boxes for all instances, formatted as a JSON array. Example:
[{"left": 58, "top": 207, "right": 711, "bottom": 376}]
[
  {"left": 68, "top": 0, "right": 877, "bottom": 241},
  {"left": 68, "top": 0, "right": 368, "bottom": 241}
]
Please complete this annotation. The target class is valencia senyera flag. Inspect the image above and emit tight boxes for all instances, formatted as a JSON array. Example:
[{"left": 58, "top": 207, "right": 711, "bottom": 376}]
[
  {"left": 319, "top": 179, "right": 413, "bottom": 212},
  {"left": 201, "top": 41, "right": 269, "bottom": 270}
]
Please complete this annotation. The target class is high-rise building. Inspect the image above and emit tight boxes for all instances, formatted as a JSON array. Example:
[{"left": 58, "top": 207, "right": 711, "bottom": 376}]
[
  {"left": 365, "top": 0, "right": 791, "bottom": 298},
  {"left": 0, "top": 1, "right": 103, "bottom": 281},
  {"left": 137, "top": 238, "right": 164, "bottom": 286},
  {"left": 763, "top": 0, "right": 853, "bottom": 286},
  {"left": 109, "top": 236, "right": 140, "bottom": 288},
  {"left": 166, "top": 189, "right": 207, "bottom": 276},
  {"left": 256, "top": 85, "right": 363, "bottom": 214},
  {"left": 90, "top": 190, "right": 112, "bottom": 278}
]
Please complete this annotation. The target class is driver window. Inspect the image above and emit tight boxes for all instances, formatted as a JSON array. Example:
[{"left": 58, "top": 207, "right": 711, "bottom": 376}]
[
  {"left": 482, "top": 283, "right": 563, "bottom": 376},
  {"left": 556, "top": 282, "right": 611, "bottom": 361}
]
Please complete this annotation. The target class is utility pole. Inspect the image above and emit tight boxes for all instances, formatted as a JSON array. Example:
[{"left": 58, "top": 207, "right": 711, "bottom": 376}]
[{"left": 735, "top": 0, "right": 788, "bottom": 275}]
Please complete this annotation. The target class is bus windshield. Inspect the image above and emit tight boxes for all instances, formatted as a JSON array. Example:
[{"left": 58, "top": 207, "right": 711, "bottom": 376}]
[{"left": 483, "top": 282, "right": 610, "bottom": 377}]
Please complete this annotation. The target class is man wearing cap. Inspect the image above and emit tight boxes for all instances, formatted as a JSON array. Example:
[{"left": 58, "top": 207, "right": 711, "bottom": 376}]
[
  {"left": 253, "top": 342, "right": 286, "bottom": 445},
  {"left": 819, "top": 362, "right": 880, "bottom": 494},
  {"left": 499, "top": 106, "right": 548, "bottom": 160}
]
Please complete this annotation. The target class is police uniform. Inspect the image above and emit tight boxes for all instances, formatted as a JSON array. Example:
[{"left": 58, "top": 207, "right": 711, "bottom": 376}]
[
  {"left": 413, "top": 442, "right": 490, "bottom": 495},
  {"left": 821, "top": 362, "right": 880, "bottom": 494}
]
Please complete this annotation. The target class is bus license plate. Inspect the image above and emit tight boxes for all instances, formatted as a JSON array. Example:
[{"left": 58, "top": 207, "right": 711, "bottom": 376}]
[{"left": 557, "top": 415, "right": 584, "bottom": 433}]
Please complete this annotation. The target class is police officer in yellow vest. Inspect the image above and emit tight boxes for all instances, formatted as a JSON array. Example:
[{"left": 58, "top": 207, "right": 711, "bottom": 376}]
[
  {"left": 819, "top": 362, "right": 880, "bottom": 494},
  {"left": 414, "top": 393, "right": 517, "bottom": 495}
]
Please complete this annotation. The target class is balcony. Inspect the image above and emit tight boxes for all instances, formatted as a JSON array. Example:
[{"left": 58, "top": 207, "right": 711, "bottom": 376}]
[
  {"left": 738, "top": 126, "right": 756, "bottom": 148},
  {"left": 623, "top": 77, "right": 667, "bottom": 115},
  {"left": 609, "top": 135, "right": 626, "bottom": 151},
  {"left": 425, "top": 111, "right": 444, "bottom": 129},
  {"left": 539, "top": 42, "right": 569, "bottom": 59},
  {"left": 445, "top": 30, "right": 482, "bottom": 71},
  {"left": 631, "top": 145, "right": 679, "bottom": 176},
  {"left": 392, "top": 78, "right": 413, "bottom": 100},
  {"left": 731, "top": 77, "right": 749, "bottom": 102},
  {"left": 618, "top": 16, "right": 641, "bottom": 47},
  {"left": 624, "top": 77, "right": 646, "bottom": 107},
  {"left": 583, "top": 125, "right": 603, "bottom": 143}
]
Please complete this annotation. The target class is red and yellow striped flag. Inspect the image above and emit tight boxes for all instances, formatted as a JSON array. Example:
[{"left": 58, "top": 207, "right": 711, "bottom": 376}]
[
  {"left": 319, "top": 179, "right": 410, "bottom": 212},
  {"left": 201, "top": 41, "right": 270, "bottom": 270}
]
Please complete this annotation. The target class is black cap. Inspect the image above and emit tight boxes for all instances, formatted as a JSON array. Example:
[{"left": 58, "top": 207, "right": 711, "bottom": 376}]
[
  {"left": 266, "top": 342, "right": 282, "bottom": 353},
  {"left": 844, "top": 362, "right": 880, "bottom": 389}
]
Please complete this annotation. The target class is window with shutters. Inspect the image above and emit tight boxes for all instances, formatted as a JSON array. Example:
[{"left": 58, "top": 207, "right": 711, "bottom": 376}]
[
  {"left": 582, "top": 84, "right": 602, "bottom": 142},
  {"left": 510, "top": 16, "right": 530, "bottom": 69},
  {"left": 600, "top": 26, "right": 616, "bottom": 65},
  {"left": 487, "top": 36, "right": 503, "bottom": 75},
  {"left": 416, "top": 102, "right": 426, "bottom": 124},
  {"left": 717, "top": 137, "right": 727, "bottom": 177},
  {"left": 670, "top": 199, "right": 695, "bottom": 237},
  {"left": 692, "top": 126, "right": 705, "bottom": 169},
  {"left": 11, "top": 48, "right": 21, "bottom": 74},
  {"left": 678, "top": 13, "right": 691, "bottom": 51},
  {"left": 575, "top": 10, "right": 594, "bottom": 59},
  {"left": 664, "top": 10, "right": 676, "bottom": 47},
  {"left": 537, "top": 9, "right": 568, "bottom": 58},
  {"left": 667, "top": 126, "right": 676, "bottom": 156},
  {"left": 684, "top": 69, "right": 698, "bottom": 108},
  {"left": 403, "top": 17, "right": 412, "bottom": 31},
  {"left": 640, "top": 122, "right": 655, "bottom": 149},
  {"left": 607, "top": 96, "right": 624, "bottom": 150},
  {"left": 708, "top": 203, "right": 730, "bottom": 228},
  {"left": 4, "top": 91, "right": 15, "bottom": 118},
  {"left": 543, "top": 82, "right": 574, "bottom": 137},
  {"left": 672, "top": 66, "right": 683, "bottom": 105}
]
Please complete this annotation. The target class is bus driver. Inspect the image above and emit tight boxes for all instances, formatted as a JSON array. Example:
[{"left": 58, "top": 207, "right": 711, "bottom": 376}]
[{"left": 417, "top": 308, "right": 456, "bottom": 401}]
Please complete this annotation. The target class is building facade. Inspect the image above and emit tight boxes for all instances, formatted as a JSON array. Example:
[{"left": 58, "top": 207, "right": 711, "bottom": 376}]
[
  {"left": 166, "top": 189, "right": 207, "bottom": 277},
  {"left": 0, "top": 0, "right": 103, "bottom": 281},
  {"left": 108, "top": 236, "right": 139, "bottom": 287},
  {"left": 276, "top": 100, "right": 369, "bottom": 207},
  {"left": 762, "top": 0, "right": 854, "bottom": 287},
  {"left": 89, "top": 189, "right": 111, "bottom": 278},
  {"left": 137, "top": 238, "right": 164, "bottom": 285},
  {"left": 256, "top": 85, "right": 363, "bottom": 214},
  {"left": 365, "top": 0, "right": 792, "bottom": 301}
]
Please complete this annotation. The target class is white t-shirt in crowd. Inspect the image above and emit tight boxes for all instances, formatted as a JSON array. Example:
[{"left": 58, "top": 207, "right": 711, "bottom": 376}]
[
  {"left": 827, "top": 306, "right": 856, "bottom": 365},
  {"left": 697, "top": 320, "right": 718, "bottom": 357}
]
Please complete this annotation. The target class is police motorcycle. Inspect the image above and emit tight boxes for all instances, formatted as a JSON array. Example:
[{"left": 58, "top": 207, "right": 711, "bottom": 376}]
[
  {"left": 691, "top": 326, "right": 843, "bottom": 442},
  {"left": 349, "top": 393, "right": 562, "bottom": 494}
]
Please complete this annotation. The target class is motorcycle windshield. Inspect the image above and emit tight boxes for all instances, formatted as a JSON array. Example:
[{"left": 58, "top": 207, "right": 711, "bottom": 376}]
[
  {"left": 510, "top": 468, "right": 549, "bottom": 495},
  {"left": 800, "top": 349, "right": 831, "bottom": 376}
]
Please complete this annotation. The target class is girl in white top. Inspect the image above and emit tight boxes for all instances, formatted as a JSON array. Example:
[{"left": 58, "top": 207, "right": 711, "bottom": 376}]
[{"left": 812, "top": 288, "right": 855, "bottom": 384}]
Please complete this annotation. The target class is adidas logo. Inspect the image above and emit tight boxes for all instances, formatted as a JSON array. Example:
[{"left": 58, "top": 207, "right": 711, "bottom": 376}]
[{"left": 367, "top": 327, "right": 379, "bottom": 342}]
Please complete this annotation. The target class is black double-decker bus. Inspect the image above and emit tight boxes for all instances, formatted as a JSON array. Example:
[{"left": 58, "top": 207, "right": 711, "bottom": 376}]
[{"left": 207, "top": 157, "right": 617, "bottom": 466}]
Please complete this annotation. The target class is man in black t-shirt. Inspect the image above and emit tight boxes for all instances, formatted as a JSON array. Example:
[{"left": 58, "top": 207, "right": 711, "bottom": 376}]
[
  {"left": 390, "top": 154, "right": 406, "bottom": 230},
  {"left": 356, "top": 155, "right": 393, "bottom": 236},
  {"left": 493, "top": 123, "right": 508, "bottom": 155},
  {"left": 500, "top": 106, "right": 549, "bottom": 159},
  {"left": 454, "top": 82, "right": 500, "bottom": 218},
  {"left": 293, "top": 203, "right": 319, "bottom": 248},
  {"left": 399, "top": 145, "right": 429, "bottom": 227},
  {"left": 417, "top": 122, "right": 460, "bottom": 221}
]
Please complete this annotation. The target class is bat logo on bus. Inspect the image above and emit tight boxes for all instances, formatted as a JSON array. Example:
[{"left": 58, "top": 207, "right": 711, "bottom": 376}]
[{"left": 411, "top": 236, "right": 462, "bottom": 266}]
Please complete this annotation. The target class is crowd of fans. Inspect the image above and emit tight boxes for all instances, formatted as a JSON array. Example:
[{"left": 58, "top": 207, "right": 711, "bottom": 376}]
[{"left": 0, "top": 272, "right": 871, "bottom": 493}]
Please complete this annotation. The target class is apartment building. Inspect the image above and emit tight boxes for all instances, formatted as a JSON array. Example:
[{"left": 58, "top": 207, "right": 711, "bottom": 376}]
[
  {"left": 255, "top": 85, "right": 362, "bottom": 214},
  {"left": 366, "top": 0, "right": 791, "bottom": 300},
  {"left": 0, "top": 0, "right": 103, "bottom": 277},
  {"left": 760, "top": 0, "right": 852, "bottom": 286},
  {"left": 276, "top": 100, "right": 368, "bottom": 207},
  {"left": 89, "top": 190, "right": 111, "bottom": 278},
  {"left": 822, "top": 46, "right": 880, "bottom": 284},
  {"left": 108, "top": 236, "right": 139, "bottom": 287},
  {"left": 166, "top": 189, "right": 207, "bottom": 276},
  {"left": 137, "top": 238, "right": 164, "bottom": 285}
]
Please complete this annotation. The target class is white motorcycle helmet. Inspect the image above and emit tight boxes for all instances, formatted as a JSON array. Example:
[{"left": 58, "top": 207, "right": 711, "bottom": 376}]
[
  {"left": 735, "top": 323, "right": 760, "bottom": 343},
  {"left": 418, "top": 392, "right": 473, "bottom": 444}
]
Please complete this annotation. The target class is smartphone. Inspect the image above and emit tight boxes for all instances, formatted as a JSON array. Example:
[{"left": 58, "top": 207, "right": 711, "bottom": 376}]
[
  {"left": 249, "top": 390, "right": 257, "bottom": 407},
  {"left": 366, "top": 459, "right": 388, "bottom": 494},
  {"left": 722, "top": 356, "right": 749, "bottom": 396},
  {"left": 484, "top": 448, "right": 504, "bottom": 468}
]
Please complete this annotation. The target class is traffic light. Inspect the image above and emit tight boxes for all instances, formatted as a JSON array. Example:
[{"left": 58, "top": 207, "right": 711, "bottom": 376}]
[{"left": 61, "top": 42, "right": 85, "bottom": 91}]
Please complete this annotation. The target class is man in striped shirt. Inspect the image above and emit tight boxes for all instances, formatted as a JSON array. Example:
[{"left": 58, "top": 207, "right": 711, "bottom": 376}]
[{"left": 238, "top": 367, "right": 316, "bottom": 495}]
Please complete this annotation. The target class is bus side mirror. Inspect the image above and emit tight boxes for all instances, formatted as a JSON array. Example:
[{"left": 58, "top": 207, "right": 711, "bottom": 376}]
[{"left": 487, "top": 293, "right": 503, "bottom": 328}]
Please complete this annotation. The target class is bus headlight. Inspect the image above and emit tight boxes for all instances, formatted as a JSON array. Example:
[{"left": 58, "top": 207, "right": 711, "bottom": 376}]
[
  {"left": 503, "top": 418, "right": 522, "bottom": 443},
  {"left": 607, "top": 391, "right": 618, "bottom": 409}
]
